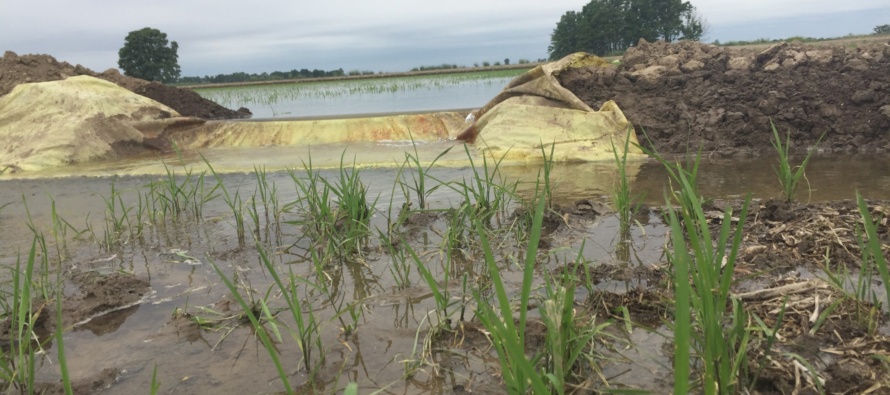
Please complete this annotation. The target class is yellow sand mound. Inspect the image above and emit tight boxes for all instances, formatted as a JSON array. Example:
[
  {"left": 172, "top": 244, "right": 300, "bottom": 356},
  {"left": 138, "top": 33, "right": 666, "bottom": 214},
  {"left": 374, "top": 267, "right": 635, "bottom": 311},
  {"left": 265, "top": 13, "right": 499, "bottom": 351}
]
[{"left": 0, "top": 76, "right": 201, "bottom": 173}]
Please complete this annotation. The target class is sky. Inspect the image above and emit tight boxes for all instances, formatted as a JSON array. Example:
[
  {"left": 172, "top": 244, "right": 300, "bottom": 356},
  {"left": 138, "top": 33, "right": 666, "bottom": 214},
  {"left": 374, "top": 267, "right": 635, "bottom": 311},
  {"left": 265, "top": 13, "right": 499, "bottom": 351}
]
[{"left": 1, "top": 0, "right": 888, "bottom": 77}]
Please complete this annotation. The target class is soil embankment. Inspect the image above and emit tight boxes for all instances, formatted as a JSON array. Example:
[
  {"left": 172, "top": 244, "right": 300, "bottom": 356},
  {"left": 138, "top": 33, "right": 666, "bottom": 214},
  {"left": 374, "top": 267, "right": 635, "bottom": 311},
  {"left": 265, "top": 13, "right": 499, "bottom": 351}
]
[
  {"left": 0, "top": 51, "right": 249, "bottom": 120},
  {"left": 560, "top": 38, "right": 890, "bottom": 155}
]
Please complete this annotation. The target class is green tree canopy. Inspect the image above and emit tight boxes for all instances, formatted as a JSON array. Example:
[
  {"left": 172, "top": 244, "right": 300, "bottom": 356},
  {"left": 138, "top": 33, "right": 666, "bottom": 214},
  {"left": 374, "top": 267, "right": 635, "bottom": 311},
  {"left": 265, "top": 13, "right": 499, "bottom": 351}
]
[
  {"left": 875, "top": 24, "right": 890, "bottom": 34},
  {"left": 118, "top": 27, "right": 181, "bottom": 83},
  {"left": 548, "top": 0, "right": 704, "bottom": 60}
]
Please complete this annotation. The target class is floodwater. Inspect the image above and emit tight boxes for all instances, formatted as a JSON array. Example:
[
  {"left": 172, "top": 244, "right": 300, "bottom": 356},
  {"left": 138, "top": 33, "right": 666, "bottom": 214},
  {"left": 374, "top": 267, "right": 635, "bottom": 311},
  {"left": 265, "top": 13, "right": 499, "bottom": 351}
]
[
  {"left": 192, "top": 71, "right": 524, "bottom": 119},
  {"left": 1, "top": 146, "right": 889, "bottom": 394}
]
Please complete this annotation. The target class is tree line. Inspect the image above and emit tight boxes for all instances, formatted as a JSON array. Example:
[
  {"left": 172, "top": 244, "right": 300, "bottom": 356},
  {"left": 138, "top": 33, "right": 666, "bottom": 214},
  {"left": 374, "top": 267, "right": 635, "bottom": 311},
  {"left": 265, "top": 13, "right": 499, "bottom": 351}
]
[
  {"left": 177, "top": 68, "right": 347, "bottom": 85},
  {"left": 116, "top": 29, "right": 534, "bottom": 85},
  {"left": 548, "top": 0, "right": 704, "bottom": 60}
]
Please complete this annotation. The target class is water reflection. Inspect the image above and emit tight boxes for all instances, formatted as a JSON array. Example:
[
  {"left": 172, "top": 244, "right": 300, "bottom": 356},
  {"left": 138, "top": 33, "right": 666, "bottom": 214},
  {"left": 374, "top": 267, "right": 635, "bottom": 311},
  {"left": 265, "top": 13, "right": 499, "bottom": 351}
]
[{"left": 631, "top": 155, "right": 890, "bottom": 203}]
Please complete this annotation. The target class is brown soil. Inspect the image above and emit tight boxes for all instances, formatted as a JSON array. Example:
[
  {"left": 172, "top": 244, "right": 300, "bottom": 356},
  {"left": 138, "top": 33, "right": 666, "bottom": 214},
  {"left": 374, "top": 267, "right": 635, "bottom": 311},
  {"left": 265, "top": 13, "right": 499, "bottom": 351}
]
[
  {"left": 560, "top": 39, "right": 890, "bottom": 156},
  {"left": 699, "top": 198, "right": 890, "bottom": 393},
  {"left": 133, "top": 81, "right": 251, "bottom": 120},
  {"left": 538, "top": 197, "right": 890, "bottom": 393},
  {"left": 0, "top": 270, "right": 148, "bottom": 393},
  {"left": 718, "top": 198, "right": 889, "bottom": 272},
  {"left": 58, "top": 271, "right": 151, "bottom": 333},
  {"left": 33, "top": 368, "right": 120, "bottom": 395},
  {"left": 0, "top": 51, "right": 250, "bottom": 120},
  {"left": 0, "top": 271, "right": 150, "bottom": 342}
]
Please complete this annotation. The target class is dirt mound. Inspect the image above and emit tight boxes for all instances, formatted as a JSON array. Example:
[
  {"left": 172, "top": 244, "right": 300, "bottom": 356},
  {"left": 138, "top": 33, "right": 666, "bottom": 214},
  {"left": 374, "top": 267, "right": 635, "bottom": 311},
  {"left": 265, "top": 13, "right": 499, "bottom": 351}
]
[
  {"left": 0, "top": 51, "right": 249, "bottom": 120},
  {"left": 134, "top": 81, "right": 251, "bottom": 120},
  {"left": 559, "top": 39, "right": 890, "bottom": 155}
]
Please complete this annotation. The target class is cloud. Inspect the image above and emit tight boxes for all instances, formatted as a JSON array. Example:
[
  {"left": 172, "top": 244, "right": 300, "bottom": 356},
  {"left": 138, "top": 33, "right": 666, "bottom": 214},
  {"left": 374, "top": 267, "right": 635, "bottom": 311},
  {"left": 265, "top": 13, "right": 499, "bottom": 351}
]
[{"left": 1, "top": 0, "right": 887, "bottom": 76}]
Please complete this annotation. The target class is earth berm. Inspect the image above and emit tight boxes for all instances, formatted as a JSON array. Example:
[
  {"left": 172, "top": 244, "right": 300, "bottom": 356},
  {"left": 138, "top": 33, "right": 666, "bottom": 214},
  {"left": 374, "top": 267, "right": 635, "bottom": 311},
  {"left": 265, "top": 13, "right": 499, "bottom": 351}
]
[{"left": 559, "top": 38, "right": 890, "bottom": 155}]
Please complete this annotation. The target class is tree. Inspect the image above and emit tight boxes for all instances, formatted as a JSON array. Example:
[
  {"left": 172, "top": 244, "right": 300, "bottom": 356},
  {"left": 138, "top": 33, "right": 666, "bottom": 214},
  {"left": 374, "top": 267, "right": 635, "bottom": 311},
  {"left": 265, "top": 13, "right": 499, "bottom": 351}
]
[
  {"left": 548, "top": 11, "right": 583, "bottom": 60},
  {"left": 548, "top": 0, "right": 705, "bottom": 59},
  {"left": 118, "top": 27, "right": 181, "bottom": 83},
  {"left": 875, "top": 24, "right": 890, "bottom": 34}
]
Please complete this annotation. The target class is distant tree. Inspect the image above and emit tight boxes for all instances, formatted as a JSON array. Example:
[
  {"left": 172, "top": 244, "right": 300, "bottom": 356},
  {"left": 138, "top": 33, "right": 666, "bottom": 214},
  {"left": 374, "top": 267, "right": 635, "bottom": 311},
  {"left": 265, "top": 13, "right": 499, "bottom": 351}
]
[
  {"left": 548, "top": 0, "right": 705, "bottom": 59},
  {"left": 876, "top": 24, "right": 890, "bottom": 34},
  {"left": 504, "top": 58, "right": 510, "bottom": 65},
  {"left": 548, "top": 11, "right": 583, "bottom": 60},
  {"left": 118, "top": 27, "right": 181, "bottom": 83}
]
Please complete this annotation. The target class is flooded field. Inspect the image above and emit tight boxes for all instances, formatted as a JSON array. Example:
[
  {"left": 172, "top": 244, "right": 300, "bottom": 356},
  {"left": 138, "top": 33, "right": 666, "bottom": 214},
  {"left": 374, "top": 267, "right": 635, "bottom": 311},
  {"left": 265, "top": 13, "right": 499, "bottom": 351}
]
[
  {"left": 1, "top": 142, "right": 889, "bottom": 394},
  {"left": 192, "top": 70, "right": 527, "bottom": 119}
]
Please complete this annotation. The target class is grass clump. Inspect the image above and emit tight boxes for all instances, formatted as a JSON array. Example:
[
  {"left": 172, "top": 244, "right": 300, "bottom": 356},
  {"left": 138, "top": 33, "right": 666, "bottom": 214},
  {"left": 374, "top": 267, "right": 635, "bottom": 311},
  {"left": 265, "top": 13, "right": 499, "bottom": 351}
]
[
  {"left": 0, "top": 239, "right": 40, "bottom": 393},
  {"left": 659, "top": 151, "right": 752, "bottom": 395},
  {"left": 539, "top": 255, "right": 611, "bottom": 393},
  {"left": 208, "top": 257, "right": 295, "bottom": 394},
  {"left": 400, "top": 136, "right": 452, "bottom": 210},
  {"left": 855, "top": 192, "right": 890, "bottom": 310},
  {"left": 637, "top": 132, "right": 753, "bottom": 394},
  {"left": 286, "top": 152, "right": 376, "bottom": 262},
  {"left": 473, "top": 178, "right": 610, "bottom": 393},
  {"left": 611, "top": 128, "right": 644, "bottom": 235},
  {"left": 770, "top": 122, "right": 824, "bottom": 202},
  {"left": 328, "top": 154, "right": 377, "bottom": 255},
  {"left": 473, "top": 191, "right": 549, "bottom": 394},
  {"left": 612, "top": 128, "right": 644, "bottom": 263},
  {"left": 255, "top": 241, "right": 325, "bottom": 374},
  {"left": 0, "top": 235, "right": 67, "bottom": 393}
]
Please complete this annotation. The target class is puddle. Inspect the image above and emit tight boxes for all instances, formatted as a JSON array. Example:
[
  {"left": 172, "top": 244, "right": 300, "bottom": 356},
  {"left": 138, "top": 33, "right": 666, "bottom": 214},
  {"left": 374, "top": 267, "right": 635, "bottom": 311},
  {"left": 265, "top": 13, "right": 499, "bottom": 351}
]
[
  {"left": 1, "top": 150, "right": 889, "bottom": 393},
  {"left": 600, "top": 326, "right": 674, "bottom": 392}
]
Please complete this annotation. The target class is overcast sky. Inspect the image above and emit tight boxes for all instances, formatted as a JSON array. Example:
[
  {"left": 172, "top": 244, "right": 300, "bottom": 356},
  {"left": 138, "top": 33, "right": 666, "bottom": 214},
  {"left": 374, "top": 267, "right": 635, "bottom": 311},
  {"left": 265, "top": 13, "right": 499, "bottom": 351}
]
[{"left": 2, "top": 1, "right": 888, "bottom": 77}]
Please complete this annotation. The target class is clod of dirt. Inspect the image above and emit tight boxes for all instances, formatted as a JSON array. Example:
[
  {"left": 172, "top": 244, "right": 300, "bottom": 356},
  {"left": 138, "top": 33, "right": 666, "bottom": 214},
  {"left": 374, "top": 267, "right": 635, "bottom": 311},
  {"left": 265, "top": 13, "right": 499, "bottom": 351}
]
[
  {"left": 560, "top": 39, "right": 890, "bottom": 156},
  {"left": 49, "top": 272, "right": 151, "bottom": 335},
  {"left": 759, "top": 198, "right": 798, "bottom": 222},
  {"left": 146, "top": 315, "right": 206, "bottom": 345},
  {"left": 0, "top": 51, "right": 250, "bottom": 120},
  {"left": 824, "top": 360, "right": 882, "bottom": 394}
]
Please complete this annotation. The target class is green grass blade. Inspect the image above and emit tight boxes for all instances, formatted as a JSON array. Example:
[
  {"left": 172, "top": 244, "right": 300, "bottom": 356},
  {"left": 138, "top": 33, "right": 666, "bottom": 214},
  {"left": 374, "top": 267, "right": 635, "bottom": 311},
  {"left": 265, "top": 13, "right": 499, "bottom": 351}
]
[
  {"left": 856, "top": 192, "right": 890, "bottom": 310},
  {"left": 56, "top": 279, "right": 72, "bottom": 395},
  {"left": 150, "top": 364, "right": 161, "bottom": 395},
  {"left": 665, "top": 198, "right": 691, "bottom": 395},
  {"left": 208, "top": 259, "right": 293, "bottom": 394},
  {"left": 519, "top": 189, "right": 546, "bottom": 345}
]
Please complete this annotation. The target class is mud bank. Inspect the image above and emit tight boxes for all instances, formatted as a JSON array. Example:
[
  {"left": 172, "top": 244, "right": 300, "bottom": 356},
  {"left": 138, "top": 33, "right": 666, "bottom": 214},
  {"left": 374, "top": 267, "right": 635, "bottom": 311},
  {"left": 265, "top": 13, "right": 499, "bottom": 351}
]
[{"left": 560, "top": 39, "right": 890, "bottom": 155}]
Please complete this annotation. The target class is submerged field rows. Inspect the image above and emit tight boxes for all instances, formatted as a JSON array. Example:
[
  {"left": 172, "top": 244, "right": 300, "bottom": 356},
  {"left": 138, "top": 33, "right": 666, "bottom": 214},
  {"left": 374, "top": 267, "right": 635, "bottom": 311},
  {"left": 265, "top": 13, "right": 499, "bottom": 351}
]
[
  {"left": 192, "top": 69, "right": 527, "bottom": 119},
  {"left": 0, "top": 141, "right": 889, "bottom": 394}
]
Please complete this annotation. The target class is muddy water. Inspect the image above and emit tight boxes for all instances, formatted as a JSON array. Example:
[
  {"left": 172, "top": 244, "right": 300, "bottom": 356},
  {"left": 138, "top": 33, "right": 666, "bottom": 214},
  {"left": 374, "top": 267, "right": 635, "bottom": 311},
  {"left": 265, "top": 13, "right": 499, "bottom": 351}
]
[{"left": 1, "top": 150, "right": 888, "bottom": 394}]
